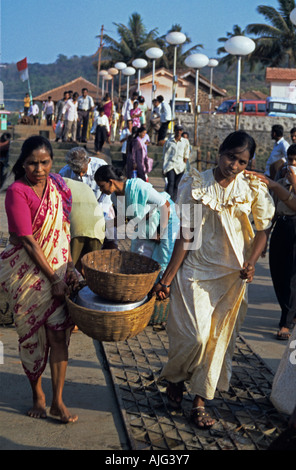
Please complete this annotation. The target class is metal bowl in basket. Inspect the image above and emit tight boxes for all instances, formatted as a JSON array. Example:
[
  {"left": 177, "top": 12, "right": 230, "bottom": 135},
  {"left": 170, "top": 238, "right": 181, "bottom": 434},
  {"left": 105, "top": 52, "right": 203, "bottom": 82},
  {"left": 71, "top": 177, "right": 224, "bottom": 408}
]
[
  {"left": 81, "top": 249, "right": 161, "bottom": 302},
  {"left": 66, "top": 291, "right": 156, "bottom": 342}
]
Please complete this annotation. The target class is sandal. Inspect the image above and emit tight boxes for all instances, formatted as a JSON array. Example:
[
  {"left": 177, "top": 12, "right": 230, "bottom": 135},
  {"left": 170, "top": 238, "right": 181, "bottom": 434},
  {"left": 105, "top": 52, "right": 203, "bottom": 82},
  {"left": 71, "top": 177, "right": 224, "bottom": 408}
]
[
  {"left": 191, "top": 406, "right": 215, "bottom": 429},
  {"left": 166, "top": 381, "right": 184, "bottom": 409},
  {"left": 276, "top": 331, "right": 291, "bottom": 341}
]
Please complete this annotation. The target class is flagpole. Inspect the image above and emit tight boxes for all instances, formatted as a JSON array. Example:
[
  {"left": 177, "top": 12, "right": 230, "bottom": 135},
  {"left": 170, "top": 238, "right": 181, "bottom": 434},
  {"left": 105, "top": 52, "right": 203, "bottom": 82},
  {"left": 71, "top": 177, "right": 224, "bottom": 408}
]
[{"left": 27, "top": 73, "right": 33, "bottom": 105}]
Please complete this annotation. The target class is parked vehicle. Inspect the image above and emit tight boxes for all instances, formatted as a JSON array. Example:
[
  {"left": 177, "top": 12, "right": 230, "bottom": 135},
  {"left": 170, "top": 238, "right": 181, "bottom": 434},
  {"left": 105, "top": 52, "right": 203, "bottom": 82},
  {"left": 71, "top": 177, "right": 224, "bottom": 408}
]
[
  {"left": 170, "top": 98, "right": 192, "bottom": 113},
  {"left": 216, "top": 99, "right": 266, "bottom": 116},
  {"left": 266, "top": 97, "right": 296, "bottom": 118}
]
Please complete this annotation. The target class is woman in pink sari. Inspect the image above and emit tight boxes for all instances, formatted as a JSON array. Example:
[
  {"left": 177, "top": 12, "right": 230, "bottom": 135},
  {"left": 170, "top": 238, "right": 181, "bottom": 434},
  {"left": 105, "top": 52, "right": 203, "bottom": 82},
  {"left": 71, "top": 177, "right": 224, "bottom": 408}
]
[
  {"left": 126, "top": 126, "right": 154, "bottom": 181},
  {"left": 0, "top": 135, "right": 79, "bottom": 423}
]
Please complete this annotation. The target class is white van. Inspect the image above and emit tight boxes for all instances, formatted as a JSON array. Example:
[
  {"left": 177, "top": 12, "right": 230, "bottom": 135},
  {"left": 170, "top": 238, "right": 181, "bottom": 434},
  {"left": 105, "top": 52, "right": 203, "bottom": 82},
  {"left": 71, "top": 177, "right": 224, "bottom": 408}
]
[{"left": 266, "top": 97, "right": 296, "bottom": 118}]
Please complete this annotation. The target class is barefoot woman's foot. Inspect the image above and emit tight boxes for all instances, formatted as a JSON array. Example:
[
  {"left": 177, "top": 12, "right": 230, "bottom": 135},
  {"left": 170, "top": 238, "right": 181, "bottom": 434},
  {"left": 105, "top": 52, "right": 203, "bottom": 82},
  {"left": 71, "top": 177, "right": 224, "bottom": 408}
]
[
  {"left": 50, "top": 403, "right": 78, "bottom": 423},
  {"left": 27, "top": 397, "right": 47, "bottom": 419}
]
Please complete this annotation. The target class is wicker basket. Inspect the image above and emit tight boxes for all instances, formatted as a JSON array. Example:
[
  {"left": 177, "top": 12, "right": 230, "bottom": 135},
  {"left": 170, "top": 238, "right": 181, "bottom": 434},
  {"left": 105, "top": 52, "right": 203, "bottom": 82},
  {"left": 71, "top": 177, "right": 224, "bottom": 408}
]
[
  {"left": 81, "top": 250, "right": 161, "bottom": 302},
  {"left": 149, "top": 297, "right": 170, "bottom": 325},
  {"left": 66, "top": 293, "right": 156, "bottom": 342}
]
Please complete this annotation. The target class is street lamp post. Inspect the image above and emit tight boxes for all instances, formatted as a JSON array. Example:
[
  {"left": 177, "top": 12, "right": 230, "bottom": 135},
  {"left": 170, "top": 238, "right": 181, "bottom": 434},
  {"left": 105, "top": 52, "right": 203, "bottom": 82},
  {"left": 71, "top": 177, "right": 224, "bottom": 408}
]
[
  {"left": 104, "top": 74, "right": 112, "bottom": 94},
  {"left": 114, "top": 62, "right": 127, "bottom": 101},
  {"left": 184, "top": 53, "right": 209, "bottom": 146},
  {"left": 166, "top": 31, "right": 186, "bottom": 127},
  {"left": 145, "top": 47, "right": 163, "bottom": 108},
  {"left": 224, "top": 36, "right": 255, "bottom": 130},
  {"left": 208, "top": 59, "right": 219, "bottom": 114},
  {"left": 108, "top": 67, "right": 119, "bottom": 101},
  {"left": 122, "top": 66, "right": 136, "bottom": 100},
  {"left": 99, "top": 70, "right": 108, "bottom": 99},
  {"left": 132, "top": 58, "right": 148, "bottom": 95}
]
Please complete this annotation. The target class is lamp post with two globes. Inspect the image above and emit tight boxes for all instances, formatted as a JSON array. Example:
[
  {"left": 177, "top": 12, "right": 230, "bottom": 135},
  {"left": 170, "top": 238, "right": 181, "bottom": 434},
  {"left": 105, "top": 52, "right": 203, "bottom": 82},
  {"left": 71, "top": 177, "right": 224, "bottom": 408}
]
[
  {"left": 166, "top": 31, "right": 186, "bottom": 126},
  {"left": 107, "top": 67, "right": 118, "bottom": 101},
  {"left": 145, "top": 47, "right": 163, "bottom": 107},
  {"left": 208, "top": 59, "right": 219, "bottom": 114},
  {"left": 132, "top": 58, "right": 148, "bottom": 95},
  {"left": 122, "top": 66, "right": 136, "bottom": 101},
  {"left": 224, "top": 36, "right": 255, "bottom": 130},
  {"left": 184, "top": 53, "right": 209, "bottom": 146},
  {"left": 98, "top": 70, "right": 108, "bottom": 99},
  {"left": 114, "top": 62, "right": 127, "bottom": 101}
]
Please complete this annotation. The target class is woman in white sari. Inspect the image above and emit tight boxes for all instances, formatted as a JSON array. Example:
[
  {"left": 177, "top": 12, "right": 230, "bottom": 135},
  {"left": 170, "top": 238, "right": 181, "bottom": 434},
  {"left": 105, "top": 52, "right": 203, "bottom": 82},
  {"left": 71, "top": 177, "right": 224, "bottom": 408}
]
[
  {"left": 154, "top": 131, "right": 275, "bottom": 429},
  {"left": 0, "top": 136, "right": 79, "bottom": 423}
]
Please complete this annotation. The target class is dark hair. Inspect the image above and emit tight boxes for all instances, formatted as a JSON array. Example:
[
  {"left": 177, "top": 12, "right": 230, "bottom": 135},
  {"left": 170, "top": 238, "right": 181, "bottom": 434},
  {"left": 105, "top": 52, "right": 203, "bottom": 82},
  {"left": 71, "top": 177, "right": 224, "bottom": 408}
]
[
  {"left": 219, "top": 131, "right": 256, "bottom": 160},
  {"left": 94, "top": 165, "right": 124, "bottom": 183},
  {"left": 287, "top": 144, "right": 296, "bottom": 157},
  {"left": 138, "top": 96, "right": 145, "bottom": 103},
  {"left": 0, "top": 132, "right": 11, "bottom": 142},
  {"left": 12, "top": 135, "right": 53, "bottom": 180},
  {"left": 290, "top": 127, "right": 296, "bottom": 135},
  {"left": 156, "top": 95, "right": 164, "bottom": 103},
  {"left": 272, "top": 124, "right": 284, "bottom": 137},
  {"left": 135, "top": 125, "right": 146, "bottom": 136}
]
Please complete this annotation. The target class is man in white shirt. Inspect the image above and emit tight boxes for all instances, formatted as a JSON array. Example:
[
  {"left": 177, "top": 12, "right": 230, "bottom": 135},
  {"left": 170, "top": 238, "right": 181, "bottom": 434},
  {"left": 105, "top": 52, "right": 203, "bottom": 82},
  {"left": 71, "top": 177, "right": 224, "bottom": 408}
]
[
  {"left": 77, "top": 88, "right": 95, "bottom": 143},
  {"left": 162, "top": 124, "right": 190, "bottom": 201},
  {"left": 61, "top": 92, "right": 79, "bottom": 142},
  {"left": 156, "top": 95, "right": 172, "bottom": 146},
  {"left": 59, "top": 147, "right": 116, "bottom": 247},
  {"left": 120, "top": 119, "right": 133, "bottom": 170},
  {"left": 43, "top": 96, "right": 55, "bottom": 126},
  {"left": 29, "top": 101, "right": 39, "bottom": 125},
  {"left": 265, "top": 124, "right": 289, "bottom": 179},
  {"left": 93, "top": 107, "right": 110, "bottom": 153}
]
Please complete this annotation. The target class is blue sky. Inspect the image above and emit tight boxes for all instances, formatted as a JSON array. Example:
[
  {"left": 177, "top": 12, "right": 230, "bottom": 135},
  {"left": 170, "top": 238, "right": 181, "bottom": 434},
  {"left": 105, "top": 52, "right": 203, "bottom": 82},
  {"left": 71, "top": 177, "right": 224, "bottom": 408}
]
[{"left": 1, "top": 0, "right": 281, "bottom": 64}]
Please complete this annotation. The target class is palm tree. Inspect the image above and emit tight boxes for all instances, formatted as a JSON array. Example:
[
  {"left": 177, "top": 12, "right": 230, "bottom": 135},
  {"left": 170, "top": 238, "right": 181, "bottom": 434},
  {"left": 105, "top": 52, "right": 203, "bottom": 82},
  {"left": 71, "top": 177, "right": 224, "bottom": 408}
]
[
  {"left": 100, "top": 13, "right": 159, "bottom": 67},
  {"left": 245, "top": 0, "right": 296, "bottom": 67}
]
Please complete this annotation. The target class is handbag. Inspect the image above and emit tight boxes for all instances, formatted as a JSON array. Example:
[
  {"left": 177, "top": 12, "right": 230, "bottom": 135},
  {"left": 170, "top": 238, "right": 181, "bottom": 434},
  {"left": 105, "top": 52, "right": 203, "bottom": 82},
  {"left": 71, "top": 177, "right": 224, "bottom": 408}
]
[{"left": 270, "top": 325, "right": 296, "bottom": 415}]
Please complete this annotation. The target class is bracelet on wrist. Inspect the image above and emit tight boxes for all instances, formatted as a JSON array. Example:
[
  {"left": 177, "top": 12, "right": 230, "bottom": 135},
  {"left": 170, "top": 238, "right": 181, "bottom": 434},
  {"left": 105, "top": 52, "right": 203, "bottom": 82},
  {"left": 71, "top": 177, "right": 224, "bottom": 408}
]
[{"left": 159, "top": 281, "right": 171, "bottom": 289}]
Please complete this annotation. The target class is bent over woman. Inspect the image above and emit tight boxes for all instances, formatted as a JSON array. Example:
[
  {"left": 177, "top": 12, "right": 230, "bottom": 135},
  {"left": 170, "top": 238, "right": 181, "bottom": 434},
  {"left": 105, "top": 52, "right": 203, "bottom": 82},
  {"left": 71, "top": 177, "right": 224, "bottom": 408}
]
[
  {"left": 0, "top": 136, "right": 79, "bottom": 423},
  {"left": 94, "top": 165, "right": 180, "bottom": 280},
  {"left": 154, "top": 131, "right": 275, "bottom": 429}
]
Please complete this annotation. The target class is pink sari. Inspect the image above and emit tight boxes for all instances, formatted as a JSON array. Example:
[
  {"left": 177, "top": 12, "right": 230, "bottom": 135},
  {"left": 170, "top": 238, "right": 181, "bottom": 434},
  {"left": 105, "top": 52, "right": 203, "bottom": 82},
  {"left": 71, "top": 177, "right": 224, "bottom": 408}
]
[{"left": 0, "top": 174, "right": 73, "bottom": 381}]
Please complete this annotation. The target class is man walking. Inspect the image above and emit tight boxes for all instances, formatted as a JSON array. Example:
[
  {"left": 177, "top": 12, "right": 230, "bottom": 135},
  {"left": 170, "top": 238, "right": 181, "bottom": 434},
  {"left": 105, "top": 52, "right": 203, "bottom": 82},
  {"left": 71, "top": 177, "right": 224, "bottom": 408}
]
[
  {"left": 162, "top": 124, "right": 190, "bottom": 201},
  {"left": 265, "top": 124, "right": 289, "bottom": 179},
  {"left": 156, "top": 95, "right": 172, "bottom": 146},
  {"left": 77, "top": 88, "right": 94, "bottom": 143}
]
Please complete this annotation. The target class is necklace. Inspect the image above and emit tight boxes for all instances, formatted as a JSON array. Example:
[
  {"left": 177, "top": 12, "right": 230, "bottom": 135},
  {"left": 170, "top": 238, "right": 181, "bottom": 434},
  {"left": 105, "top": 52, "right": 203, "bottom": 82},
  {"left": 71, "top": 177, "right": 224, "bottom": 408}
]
[{"left": 25, "top": 175, "right": 43, "bottom": 200}]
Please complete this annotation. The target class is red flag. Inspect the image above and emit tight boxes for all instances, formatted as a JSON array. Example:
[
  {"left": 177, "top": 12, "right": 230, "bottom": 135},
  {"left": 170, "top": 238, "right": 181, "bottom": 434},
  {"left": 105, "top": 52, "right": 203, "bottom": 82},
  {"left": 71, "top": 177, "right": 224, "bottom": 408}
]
[{"left": 16, "top": 58, "right": 29, "bottom": 81}]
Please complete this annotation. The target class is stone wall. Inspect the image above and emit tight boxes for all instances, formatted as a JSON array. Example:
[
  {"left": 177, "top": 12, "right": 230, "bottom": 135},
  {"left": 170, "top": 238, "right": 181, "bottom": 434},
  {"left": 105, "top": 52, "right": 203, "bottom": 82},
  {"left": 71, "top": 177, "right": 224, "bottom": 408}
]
[{"left": 178, "top": 113, "right": 296, "bottom": 170}]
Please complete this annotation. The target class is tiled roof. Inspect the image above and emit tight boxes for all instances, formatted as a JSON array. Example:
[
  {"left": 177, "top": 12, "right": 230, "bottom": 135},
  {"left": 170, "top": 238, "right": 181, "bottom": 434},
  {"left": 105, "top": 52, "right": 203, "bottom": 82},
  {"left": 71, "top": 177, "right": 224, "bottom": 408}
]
[
  {"left": 33, "top": 77, "right": 99, "bottom": 102},
  {"left": 266, "top": 67, "right": 296, "bottom": 81}
]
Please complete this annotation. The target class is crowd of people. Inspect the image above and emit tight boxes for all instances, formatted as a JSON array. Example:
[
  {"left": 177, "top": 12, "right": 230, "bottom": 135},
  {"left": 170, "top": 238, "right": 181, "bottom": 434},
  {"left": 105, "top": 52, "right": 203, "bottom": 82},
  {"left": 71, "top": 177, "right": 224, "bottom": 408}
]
[{"left": 1, "top": 100, "right": 296, "bottom": 439}]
